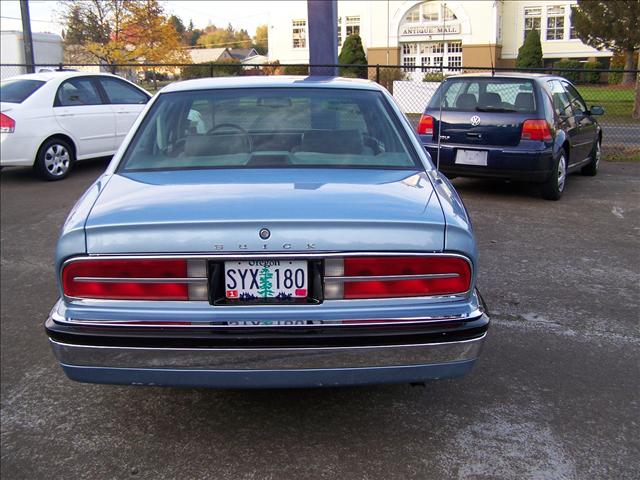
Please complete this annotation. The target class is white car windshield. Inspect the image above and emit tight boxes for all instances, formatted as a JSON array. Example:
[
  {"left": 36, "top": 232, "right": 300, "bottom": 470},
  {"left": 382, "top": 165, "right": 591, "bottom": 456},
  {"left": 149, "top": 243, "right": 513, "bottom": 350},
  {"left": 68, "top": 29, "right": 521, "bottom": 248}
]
[{"left": 119, "top": 88, "right": 419, "bottom": 171}]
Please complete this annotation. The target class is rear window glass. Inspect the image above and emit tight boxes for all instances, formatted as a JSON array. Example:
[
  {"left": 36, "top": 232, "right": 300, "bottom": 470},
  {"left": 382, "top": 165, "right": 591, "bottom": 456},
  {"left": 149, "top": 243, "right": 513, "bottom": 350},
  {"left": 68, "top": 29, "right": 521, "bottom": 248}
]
[
  {"left": 428, "top": 78, "right": 536, "bottom": 113},
  {"left": 119, "top": 88, "right": 418, "bottom": 172},
  {"left": 0, "top": 79, "right": 45, "bottom": 103}
]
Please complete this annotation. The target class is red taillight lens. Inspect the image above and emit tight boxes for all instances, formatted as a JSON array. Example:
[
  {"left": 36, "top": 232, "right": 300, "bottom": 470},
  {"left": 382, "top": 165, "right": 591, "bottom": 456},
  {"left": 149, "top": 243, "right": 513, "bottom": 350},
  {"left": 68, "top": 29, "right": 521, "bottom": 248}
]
[
  {"left": 521, "top": 119, "right": 552, "bottom": 142},
  {"left": 325, "top": 256, "right": 471, "bottom": 300},
  {"left": 0, "top": 113, "right": 15, "bottom": 133},
  {"left": 417, "top": 114, "right": 434, "bottom": 135},
  {"left": 62, "top": 259, "right": 190, "bottom": 300}
]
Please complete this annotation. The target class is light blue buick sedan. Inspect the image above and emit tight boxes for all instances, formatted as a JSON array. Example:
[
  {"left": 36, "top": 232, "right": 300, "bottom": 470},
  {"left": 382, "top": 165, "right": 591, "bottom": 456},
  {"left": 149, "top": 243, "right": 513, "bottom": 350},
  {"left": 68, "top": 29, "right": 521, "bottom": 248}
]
[{"left": 46, "top": 76, "right": 489, "bottom": 388}]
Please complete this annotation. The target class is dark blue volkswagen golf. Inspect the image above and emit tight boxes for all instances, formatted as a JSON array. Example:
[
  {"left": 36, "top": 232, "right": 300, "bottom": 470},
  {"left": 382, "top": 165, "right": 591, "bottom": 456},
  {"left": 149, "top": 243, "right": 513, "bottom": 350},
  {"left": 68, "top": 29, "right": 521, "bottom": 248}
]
[{"left": 417, "top": 73, "right": 604, "bottom": 200}]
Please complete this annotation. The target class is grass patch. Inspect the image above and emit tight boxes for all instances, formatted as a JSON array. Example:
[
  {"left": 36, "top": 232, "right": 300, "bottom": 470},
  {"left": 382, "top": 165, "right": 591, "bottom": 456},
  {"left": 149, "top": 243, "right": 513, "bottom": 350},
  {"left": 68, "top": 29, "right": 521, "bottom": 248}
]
[
  {"left": 576, "top": 85, "right": 635, "bottom": 124},
  {"left": 603, "top": 145, "right": 640, "bottom": 162}
]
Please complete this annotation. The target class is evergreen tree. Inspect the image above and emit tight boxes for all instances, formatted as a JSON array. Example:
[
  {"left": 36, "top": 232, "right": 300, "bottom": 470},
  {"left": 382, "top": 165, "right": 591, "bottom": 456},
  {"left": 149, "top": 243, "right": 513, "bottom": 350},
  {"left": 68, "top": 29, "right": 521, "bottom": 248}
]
[
  {"left": 516, "top": 29, "right": 543, "bottom": 69},
  {"left": 338, "top": 34, "right": 367, "bottom": 78}
]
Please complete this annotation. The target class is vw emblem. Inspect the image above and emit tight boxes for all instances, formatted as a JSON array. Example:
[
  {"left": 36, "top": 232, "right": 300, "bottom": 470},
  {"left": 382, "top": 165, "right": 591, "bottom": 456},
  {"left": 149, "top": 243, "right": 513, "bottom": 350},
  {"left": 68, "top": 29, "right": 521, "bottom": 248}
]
[
  {"left": 259, "top": 228, "right": 271, "bottom": 240},
  {"left": 470, "top": 115, "right": 481, "bottom": 126}
]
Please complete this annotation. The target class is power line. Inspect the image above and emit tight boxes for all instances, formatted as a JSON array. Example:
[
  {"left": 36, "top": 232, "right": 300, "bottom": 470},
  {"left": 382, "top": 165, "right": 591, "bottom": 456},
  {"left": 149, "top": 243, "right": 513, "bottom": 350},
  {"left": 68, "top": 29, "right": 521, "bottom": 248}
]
[{"left": 0, "top": 15, "right": 56, "bottom": 24}]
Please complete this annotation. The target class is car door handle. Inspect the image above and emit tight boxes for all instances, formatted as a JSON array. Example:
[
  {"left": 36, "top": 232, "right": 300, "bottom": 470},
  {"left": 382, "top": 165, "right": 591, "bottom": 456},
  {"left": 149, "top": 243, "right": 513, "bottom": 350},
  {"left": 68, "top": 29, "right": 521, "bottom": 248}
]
[{"left": 58, "top": 113, "right": 74, "bottom": 117}]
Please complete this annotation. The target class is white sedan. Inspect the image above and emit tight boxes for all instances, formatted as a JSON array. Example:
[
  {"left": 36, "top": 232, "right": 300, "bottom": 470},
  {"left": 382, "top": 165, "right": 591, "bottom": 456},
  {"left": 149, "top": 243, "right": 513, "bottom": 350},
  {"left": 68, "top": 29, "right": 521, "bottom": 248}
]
[{"left": 0, "top": 71, "right": 151, "bottom": 180}]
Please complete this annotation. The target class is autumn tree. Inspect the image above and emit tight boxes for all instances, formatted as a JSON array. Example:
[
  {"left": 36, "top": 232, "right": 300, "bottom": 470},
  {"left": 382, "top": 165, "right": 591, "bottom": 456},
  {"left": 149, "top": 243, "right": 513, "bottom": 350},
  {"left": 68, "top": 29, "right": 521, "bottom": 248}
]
[
  {"left": 571, "top": 0, "right": 640, "bottom": 85},
  {"left": 196, "top": 23, "right": 251, "bottom": 49},
  {"left": 253, "top": 24, "right": 268, "bottom": 55},
  {"left": 62, "top": 0, "right": 188, "bottom": 68}
]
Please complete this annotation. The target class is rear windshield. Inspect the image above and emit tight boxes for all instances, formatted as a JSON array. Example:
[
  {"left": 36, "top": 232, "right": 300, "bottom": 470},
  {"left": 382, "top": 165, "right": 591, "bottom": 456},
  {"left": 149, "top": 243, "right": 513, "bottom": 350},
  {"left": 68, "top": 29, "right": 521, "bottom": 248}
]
[
  {"left": 0, "top": 79, "right": 46, "bottom": 103},
  {"left": 119, "top": 88, "right": 418, "bottom": 172},
  {"left": 428, "top": 78, "right": 536, "bottom": 113}
]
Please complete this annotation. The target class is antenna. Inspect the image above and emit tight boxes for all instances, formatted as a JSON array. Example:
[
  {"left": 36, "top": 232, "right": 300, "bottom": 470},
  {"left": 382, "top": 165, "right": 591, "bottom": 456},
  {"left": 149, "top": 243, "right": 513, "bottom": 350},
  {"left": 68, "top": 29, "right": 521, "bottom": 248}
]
[
  {"left": 489, "top": 1, "right": 496, "bottom": 76},
  {"left": 435, "top": 2, "right": 447, "bottom": 173}
]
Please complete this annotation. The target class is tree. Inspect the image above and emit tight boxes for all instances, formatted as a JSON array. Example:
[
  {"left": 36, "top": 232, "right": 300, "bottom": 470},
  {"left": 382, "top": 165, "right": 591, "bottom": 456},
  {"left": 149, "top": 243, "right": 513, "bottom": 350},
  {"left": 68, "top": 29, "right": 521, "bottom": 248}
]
[
  {"left": 196, "top": 23, "right": 251, "bottom": 49},
  {"left": 516, "top": 29, "right": 543, "bottom": 69},
  {"left": 571, "top": 0, "right": 640, "bottom": 85},
  {"left": 338, "top": 34, "right": 367, "bottom": 78},
  {"left": 253, "top": 24, "right": 268, "bottom": 55},
  {"left": 61, "top": 0, "right": 188, "bottom": 68}
]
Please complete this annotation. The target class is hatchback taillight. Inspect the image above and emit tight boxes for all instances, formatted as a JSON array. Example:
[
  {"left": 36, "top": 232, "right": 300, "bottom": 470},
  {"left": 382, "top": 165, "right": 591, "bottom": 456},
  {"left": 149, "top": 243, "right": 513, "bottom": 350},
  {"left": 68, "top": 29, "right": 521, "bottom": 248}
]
[
  {"left": 0, "top": 113, "right": 15, "bottom": 133},
  {"left": 324, "top": 256, "right": 471, "bottom": 300},
  {"left": 62, "top": 258, "right": 208, "bottom": 300},
  {"left": 417, "top": 114, "right": 434, "bottom": 136},
  {"left": 521, "top": 119, "right": 552, "bottom": 142}
]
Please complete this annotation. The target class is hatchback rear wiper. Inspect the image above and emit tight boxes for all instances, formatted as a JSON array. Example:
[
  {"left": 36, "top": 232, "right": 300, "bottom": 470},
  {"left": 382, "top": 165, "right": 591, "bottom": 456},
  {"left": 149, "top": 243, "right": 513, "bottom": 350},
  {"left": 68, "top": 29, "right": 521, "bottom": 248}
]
[{"left": 475, "top": 106, "right": 517, "bottom": 112}]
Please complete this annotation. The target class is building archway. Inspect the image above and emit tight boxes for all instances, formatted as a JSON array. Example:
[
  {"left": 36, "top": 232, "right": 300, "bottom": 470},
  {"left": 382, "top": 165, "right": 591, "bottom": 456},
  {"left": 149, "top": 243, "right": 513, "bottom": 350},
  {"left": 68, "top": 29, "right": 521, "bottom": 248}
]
[{"left": 393, "top": 1, "right": 471, "bottom": 79}]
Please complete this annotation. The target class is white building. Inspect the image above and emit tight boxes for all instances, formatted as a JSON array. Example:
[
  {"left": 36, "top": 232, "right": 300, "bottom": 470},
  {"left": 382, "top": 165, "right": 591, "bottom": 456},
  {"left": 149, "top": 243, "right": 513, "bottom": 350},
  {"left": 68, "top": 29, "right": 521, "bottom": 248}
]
[{"left": 268, "top": 0, "right": 612, "bottom": 72}]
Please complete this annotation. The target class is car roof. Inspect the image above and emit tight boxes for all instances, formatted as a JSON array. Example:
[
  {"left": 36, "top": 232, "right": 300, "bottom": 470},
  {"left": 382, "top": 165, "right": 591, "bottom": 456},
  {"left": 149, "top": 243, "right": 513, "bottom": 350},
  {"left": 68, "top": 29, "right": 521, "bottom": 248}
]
[
  {"left": 445, "top": 72, "right": 555, "bottom": 81},
  {"left": 161, "top": 76, "right": 382, "bottom": 93},
  {"left": 2, "top": 71, "right": 119, "bottom": 83}
]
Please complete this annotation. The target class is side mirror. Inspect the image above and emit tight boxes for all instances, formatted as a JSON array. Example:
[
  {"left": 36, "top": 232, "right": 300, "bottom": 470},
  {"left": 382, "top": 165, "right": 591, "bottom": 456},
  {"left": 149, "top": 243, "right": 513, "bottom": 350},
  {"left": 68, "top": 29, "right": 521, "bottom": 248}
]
[{"left": 589, "top": 105, "right": 605, "bottom": 115}]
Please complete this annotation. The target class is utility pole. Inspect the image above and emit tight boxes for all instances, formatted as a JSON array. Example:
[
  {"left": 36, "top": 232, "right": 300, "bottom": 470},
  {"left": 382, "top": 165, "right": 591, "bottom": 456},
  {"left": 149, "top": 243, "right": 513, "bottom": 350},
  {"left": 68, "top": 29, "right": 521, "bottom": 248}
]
[
  {"left": 307, "top": 0, "right": 338, "bottom": 76},
  {"left": 20, "top": 0, "right": 36, "bottom": 73}
]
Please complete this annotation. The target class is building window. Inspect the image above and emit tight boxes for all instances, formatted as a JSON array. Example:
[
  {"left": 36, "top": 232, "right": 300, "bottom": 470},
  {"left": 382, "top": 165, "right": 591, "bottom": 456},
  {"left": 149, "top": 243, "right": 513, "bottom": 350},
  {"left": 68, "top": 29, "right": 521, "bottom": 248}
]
[
  {"left": 569, "top": 5, "right": 578, "bottom": 39},
  {"left": 546, "top": 6, "right": 565, "bottom": 40},
  {"left": 345, "top": 16, "right": 360, "bottom": 37},
  {"left": 292, "top": 19, "right": 306, "bottom": 49},
  {"left": 422, "top": 3, "right": 439, "bottom": 22},
  {"left": 402, "top": 43, "right": 417, "bottom": 55},
  {"left": 405, "top": 9, "right": 420, "bottom": 23},
  {"left": 448, "top": 41, "right": 462, "bottom": 54},
  {"left": 524, "top": 7, "right": 541, "bottom": 40},
  {"left": 403, "top": 56, "right": 416, "bottom": 73},
  {"left": 337, "top": 16, "right": 342, "bottom": 46},
  {"left": 442, "top": 5, "right": 457, "bottom": 21}
]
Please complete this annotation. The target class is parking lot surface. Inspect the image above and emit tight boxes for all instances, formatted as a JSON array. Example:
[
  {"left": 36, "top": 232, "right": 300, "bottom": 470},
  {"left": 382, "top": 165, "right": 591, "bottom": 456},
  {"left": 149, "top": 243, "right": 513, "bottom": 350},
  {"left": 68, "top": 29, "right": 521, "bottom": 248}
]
[{"left": 1, "top": 159, "right": 639, "bottom": 479}]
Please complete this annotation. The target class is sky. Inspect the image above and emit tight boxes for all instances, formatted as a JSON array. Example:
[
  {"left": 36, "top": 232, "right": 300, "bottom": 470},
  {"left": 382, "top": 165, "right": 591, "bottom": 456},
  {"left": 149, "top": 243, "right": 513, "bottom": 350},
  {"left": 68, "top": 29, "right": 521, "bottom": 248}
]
[{"left": 0, "top": 0, "right": 284, "bottom": 37}]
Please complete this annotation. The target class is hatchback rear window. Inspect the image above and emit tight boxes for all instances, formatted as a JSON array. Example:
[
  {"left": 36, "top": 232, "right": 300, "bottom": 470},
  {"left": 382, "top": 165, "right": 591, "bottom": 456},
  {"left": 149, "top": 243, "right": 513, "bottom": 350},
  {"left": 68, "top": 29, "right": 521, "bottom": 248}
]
[
  {"left": 428, "top": 78, "right": 536, "bottom": 113},
  {"left": 0, "top": 79, "right": 46, "bottom": 103},
  {"left": 119, "top": 88, "right": 419, "bottom": 171}
]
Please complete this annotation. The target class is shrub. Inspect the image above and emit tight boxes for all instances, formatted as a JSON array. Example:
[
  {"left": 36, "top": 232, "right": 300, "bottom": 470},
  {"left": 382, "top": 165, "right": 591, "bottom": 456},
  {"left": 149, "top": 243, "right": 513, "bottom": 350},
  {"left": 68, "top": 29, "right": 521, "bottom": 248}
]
[
  {"left": 554, "top": 60, "right": 582, "bottom": 83},
  {"left": 582, "top": 60, "right": 602, "bottom": 84},
  {"left": 423, "top": 72, "right": 444, "bottom": 82},
  {"left": 608, "top": 55, "right": 626, "bottom": 84},
  {"left": 182, "top": 60, "right": 243, "bottom": 79},
  {"left": 376, "top": 67, "right": 406, "bottom": 93},
  {"left": 516, "top": 29, "right": 543, "bottom": 69},
  {"left": 261, "top": 60, "right": 281, "bottom": 76},
  {"left": 283, "top": 64, "right": 309, "bottom": 75},
  {"left": 338, "top": 34, "right": 367, "bottom": 79}
]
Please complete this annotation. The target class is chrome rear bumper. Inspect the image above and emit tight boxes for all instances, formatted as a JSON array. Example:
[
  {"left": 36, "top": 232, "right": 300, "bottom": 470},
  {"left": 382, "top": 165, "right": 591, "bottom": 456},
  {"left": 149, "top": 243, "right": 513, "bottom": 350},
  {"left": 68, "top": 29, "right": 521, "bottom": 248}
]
[{"left": 49, "top": 328, "right": 487, "bottom": 388}]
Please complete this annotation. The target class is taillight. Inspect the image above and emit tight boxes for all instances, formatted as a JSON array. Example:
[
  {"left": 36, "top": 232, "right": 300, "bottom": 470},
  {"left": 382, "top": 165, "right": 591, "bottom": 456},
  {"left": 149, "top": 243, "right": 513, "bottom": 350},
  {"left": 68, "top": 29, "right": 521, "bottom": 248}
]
[
  {"left": 0, "top": 113, "right": 15, "bottom": 133},
  {"left": 61, "top": 258, "right": 208, "bottom": 300},
  {"left": 324, "top": 256, "right": 471, "bottom": 300},
  {"left": 521, "top": 119, "right": 552, "bottom": 142},
  {"left": 417, "top": 114, "right": 434, "bottom": 136}
]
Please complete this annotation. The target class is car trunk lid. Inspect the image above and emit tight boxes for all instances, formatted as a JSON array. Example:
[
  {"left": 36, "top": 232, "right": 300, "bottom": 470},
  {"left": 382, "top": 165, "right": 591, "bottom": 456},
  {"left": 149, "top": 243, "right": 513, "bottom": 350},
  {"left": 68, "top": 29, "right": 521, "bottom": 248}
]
[
  {"left": 430, "top": 110, "right": 530, "bottom": 147},
  {"left": 84, "top": 168, "right": 446, "bottom": 254}
]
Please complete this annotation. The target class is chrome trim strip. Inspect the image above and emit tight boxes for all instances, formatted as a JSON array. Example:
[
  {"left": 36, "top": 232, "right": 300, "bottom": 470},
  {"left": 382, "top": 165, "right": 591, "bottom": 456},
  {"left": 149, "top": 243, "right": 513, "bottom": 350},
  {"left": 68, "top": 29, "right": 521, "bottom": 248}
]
[
  {"left": 324, "top": 273, "right": 460, "bottom": 282},
  {"left": 50, "top": 306, "right": 486, "bottom": 328},
  {"left": 49, "top": 332, "right": 486, "bottom": 370},
  {"left": 73, "top": 277, "right": 207, "bottom": 284}
]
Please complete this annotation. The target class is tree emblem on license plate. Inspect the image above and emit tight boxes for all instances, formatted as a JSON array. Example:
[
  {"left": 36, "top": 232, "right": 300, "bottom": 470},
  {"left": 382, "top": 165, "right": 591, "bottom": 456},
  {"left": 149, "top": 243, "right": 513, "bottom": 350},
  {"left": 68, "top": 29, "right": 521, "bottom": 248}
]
[{"left": 258, "top": 266, "right": 274, "bottom": 297}]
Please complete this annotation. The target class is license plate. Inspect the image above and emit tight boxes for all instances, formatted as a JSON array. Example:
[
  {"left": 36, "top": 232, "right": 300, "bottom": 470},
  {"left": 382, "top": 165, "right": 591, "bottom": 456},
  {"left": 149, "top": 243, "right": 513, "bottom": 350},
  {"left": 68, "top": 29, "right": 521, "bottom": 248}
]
[
  {"left": 224, "top": 260, "right": 308, "bottom": 300},
  {"left": 455, "top": 149, "right": 488, "bottom": 166}
]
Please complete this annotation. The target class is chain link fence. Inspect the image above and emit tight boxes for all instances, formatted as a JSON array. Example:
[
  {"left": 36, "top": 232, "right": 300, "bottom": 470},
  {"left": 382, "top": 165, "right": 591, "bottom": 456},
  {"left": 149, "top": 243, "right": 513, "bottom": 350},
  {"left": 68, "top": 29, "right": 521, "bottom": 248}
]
[{"left": 1, "top": 62, "right": 638, "bottom": 158}]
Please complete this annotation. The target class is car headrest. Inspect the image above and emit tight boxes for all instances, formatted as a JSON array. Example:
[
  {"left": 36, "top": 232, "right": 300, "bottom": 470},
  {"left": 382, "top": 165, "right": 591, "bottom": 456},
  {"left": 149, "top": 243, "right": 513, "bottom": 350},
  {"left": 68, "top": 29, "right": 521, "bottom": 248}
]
[
  {"left": 515, "top": 92, "right": 534, "bottom": 111},
  {"left": 298, "top": 130, "right": 364, "bottom": 154},
  {"left": 455, "top": 93, "right": 477, "bottom": 110},
  {"left": 479, "top": 92, "right": 502, "bottom": 107}
]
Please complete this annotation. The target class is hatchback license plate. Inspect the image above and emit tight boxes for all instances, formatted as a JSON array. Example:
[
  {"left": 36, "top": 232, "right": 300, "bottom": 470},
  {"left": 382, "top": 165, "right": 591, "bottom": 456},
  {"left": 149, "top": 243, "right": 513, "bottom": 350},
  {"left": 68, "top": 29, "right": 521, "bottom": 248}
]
[
  {"left": 225, "top": 260, "right": 308, "bottom": 300},
  {"left": 456, "top": 149, "right": 488, "bottom": 166}
]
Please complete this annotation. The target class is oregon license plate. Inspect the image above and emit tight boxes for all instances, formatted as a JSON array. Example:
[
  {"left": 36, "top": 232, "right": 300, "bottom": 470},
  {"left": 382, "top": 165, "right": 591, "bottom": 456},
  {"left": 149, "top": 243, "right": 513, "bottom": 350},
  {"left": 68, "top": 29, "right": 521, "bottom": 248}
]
[
  {"left": 224, "top": 260, "right": 308, "bottom": 300},
  {"left": 455, "top": 149, "right": 488, "bottom": 166}
]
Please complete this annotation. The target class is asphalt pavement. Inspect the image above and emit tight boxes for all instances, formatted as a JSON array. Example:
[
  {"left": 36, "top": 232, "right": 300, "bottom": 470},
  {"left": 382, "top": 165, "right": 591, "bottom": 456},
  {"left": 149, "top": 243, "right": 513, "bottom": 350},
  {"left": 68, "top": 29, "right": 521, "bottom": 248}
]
[{"left": 1, "top": 159, "right": 639, "bottom": 479}]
